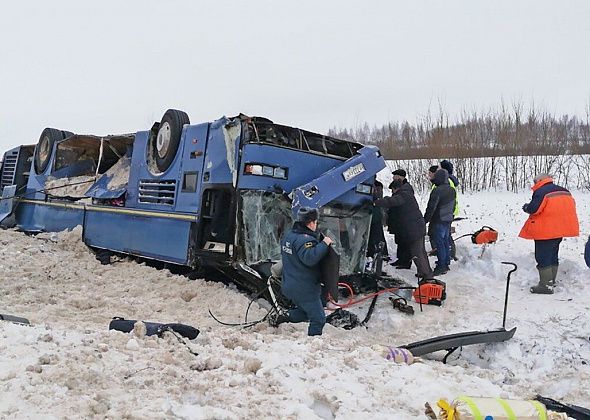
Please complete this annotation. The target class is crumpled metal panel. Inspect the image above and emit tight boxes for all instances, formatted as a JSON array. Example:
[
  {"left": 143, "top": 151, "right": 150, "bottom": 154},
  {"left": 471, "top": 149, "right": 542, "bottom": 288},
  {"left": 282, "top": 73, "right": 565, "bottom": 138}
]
[
  {"left": 85, "top": 155, "right": 131, "bottom": 199},
  {"left": 0, "top": 185, "right": 17, "bottom": 224},
  {"left": 291, "top": 145, "right": 385, "bottom": 215}
]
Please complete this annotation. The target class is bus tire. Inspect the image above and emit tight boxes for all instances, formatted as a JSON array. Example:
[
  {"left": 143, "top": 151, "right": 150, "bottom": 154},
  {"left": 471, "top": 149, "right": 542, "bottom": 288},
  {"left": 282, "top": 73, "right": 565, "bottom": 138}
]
[
  {"left": 151, "top": 109, "right": 190, "bottom": 173},
  {"left": 34, "top": 128, "right": 67, "bottom": 174}
]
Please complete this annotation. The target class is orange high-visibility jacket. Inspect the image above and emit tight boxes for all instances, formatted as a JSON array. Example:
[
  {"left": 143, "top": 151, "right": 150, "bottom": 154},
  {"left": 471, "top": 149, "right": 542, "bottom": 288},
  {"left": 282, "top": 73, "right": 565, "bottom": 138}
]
[{"left": 519, "top": 178, "right": 579, "bottom": 240}]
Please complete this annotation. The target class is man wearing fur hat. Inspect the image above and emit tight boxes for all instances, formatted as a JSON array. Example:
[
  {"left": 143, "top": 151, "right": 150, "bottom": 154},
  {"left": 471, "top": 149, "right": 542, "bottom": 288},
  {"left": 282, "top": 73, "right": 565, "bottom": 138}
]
[
  {"left": 273, "top": 207, "right": 333, "bottom": 335},
  {"left": 519, "top": 174, "right": 579, "bottom": 294},
  {"left": 387, "top": 169, "right": 413, "bottom": 268}
]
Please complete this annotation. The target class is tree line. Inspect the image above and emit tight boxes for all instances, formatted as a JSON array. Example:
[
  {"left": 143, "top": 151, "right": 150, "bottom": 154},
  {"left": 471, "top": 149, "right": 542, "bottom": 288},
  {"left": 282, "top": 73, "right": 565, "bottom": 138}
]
[
  {"left": 328, "top": 105, "right": 590, "bottom": 192},
  {"left": 329, "top": 105, "right": 590, "bottom": 159}
]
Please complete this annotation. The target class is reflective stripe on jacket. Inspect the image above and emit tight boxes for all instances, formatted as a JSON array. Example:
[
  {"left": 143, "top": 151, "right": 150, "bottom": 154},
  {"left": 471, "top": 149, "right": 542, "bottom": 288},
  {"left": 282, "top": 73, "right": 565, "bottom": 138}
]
[{"left": 518, "top": 178, "right": 579, "bottom": 240}]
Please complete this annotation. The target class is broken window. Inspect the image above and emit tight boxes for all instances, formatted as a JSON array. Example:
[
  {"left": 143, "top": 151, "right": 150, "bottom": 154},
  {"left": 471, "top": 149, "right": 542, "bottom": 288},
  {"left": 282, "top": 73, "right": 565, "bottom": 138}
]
[
  {"left": 244, "top": 121, "right": 361, "bottom": 160},
  {"left": 238, "top": 190, "right": 370, "bottom": 275},
  {"left": 53, "top": 135, "right": 133, "bottom": 177},
  {"left": 239, "top": 190, "right": 293, "bottom": 264},
  {"left": 46, "top": 135, "right": 134, "bottom": 200}
]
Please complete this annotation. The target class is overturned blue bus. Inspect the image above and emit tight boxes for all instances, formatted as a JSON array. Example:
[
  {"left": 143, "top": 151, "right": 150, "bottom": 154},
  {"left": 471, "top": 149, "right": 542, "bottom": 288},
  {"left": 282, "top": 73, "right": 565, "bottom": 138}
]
[{"left": 0, "top": 110, "right": 386, "bottom": 294}]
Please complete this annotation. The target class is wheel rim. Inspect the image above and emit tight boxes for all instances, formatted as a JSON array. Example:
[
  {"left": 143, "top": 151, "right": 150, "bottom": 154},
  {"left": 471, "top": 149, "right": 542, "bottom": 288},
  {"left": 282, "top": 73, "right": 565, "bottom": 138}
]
[
  {"left": 38, "top": 136, "right": 50, "bottom": 165},
  {"left": 156, "top": 122, "right": 171, "bottom": 159}
]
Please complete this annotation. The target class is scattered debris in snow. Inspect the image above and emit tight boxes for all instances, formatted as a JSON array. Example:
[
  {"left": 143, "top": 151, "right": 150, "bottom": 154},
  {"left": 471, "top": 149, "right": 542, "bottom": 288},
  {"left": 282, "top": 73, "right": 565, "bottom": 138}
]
[{"left": 1, "top": 190, "right": 589, "bottom": 418}]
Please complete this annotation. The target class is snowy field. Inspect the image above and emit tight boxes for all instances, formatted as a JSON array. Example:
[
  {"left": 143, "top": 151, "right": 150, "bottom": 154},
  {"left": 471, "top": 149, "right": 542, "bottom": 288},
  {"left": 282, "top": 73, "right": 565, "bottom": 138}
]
[{"left": 1, "top": 189, "right": 589, "bottom": 419}]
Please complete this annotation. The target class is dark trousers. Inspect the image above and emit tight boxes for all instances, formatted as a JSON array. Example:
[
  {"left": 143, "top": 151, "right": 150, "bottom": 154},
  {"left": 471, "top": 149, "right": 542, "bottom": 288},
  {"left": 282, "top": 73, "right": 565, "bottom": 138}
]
[
  {"left": 287, "top": 295, "right": 326, "bottom": 336},
  {"left": 432, "top": 222, "right": 452, "bottom": 268},
  {"left": 534, "top": 238, "right": 562, "bottom": 268},
  {"left": 367, "top": 224, "right": 389, "bottom": 258},
  {"left": 428, "top": 223, "right": 435, "bottom": 251},
  {"left": 408, "top": 237, "right": 433, "bottom": 278},
  {"left": 397, "top": 240, "right": 411, "bottom": 264}
]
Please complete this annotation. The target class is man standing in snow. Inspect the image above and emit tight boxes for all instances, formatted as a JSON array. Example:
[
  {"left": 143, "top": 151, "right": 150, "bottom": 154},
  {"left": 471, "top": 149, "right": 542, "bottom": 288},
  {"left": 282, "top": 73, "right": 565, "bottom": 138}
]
[
  {"left": 585, "top": 236, "right": 590, "bottom": 268},
  {"left": 375, "top": 179, "right": 433, "bottom": 279},
  {"left": 272, "top": 207, "right": 333, "bottom": 336},
  {"left": 519, "top": 174, "right": 579, "bottom": 294},
  {"left": 440, "top": 159, "right": 460, "bottom": 260},
  {"left": 424, "top": 168, "right": 456, "bottom": 276},
  {"left": 387, "top": 169, "right": 413, "bottom": 268}
]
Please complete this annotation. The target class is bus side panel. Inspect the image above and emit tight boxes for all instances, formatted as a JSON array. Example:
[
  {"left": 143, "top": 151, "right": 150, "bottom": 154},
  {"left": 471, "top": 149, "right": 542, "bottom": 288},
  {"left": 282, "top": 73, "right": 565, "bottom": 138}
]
[
  {"left": 15, "top": 202, "right": 84, "bottom": 232},
  {"left": 174, "top": 123, "right": 210, "bottom": 214},
  {"left": 83, "top": 210, "right": 192, "bottom": 265}
]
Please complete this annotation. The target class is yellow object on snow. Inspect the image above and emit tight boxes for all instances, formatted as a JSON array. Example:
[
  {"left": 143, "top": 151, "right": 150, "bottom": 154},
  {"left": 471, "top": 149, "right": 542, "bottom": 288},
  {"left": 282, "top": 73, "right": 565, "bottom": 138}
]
[{"left": 435, "top": 396, "right": 568, "bottom": 420}]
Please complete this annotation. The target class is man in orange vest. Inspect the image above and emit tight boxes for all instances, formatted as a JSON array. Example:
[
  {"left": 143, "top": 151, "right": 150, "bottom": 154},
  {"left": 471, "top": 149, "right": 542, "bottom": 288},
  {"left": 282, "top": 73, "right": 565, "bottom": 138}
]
[{"left": 519, "top": 174, "right": 579, "bottom": 294}]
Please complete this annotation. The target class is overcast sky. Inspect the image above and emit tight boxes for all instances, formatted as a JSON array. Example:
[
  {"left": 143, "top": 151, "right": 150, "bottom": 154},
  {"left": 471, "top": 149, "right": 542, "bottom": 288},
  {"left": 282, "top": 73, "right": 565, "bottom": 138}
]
[{"left": 1, "top": 0, "right": 589, "bottom": 150}]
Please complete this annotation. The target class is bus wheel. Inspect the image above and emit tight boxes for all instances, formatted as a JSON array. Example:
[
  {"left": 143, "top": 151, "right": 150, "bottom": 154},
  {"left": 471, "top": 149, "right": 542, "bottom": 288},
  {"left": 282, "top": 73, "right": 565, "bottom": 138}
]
[
  {"left": 151, "top": 109, "right": 190, "bottom": 173},
  {"left": 34, "top": 128, "right": 69, "bottom": 174}
]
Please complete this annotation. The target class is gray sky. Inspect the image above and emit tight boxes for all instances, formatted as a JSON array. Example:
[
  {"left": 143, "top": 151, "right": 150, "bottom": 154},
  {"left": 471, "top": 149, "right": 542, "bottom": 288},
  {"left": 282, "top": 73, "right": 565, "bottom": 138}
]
[{"left": 1, "top": 0, "right": 589, "bottom": 150}]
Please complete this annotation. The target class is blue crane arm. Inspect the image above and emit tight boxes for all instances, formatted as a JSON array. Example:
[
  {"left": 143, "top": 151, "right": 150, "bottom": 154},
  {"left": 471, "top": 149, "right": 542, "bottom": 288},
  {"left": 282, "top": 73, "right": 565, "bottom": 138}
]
[{"left": 291, "top": 145, "right": 386, "bottom": 215}]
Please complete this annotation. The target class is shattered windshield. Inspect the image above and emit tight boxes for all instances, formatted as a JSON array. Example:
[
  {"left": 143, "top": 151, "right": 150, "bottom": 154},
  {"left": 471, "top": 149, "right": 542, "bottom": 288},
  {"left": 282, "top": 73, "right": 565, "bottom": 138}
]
[{"left": 239, "top": 190, "right": 370, "bottom": 275}]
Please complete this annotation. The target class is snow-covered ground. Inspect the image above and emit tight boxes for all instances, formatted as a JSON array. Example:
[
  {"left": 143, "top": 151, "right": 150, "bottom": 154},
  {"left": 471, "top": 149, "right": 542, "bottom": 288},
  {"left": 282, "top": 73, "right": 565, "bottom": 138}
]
[{"left": 1, "top": 190, "right": 589, "bottom": 419}]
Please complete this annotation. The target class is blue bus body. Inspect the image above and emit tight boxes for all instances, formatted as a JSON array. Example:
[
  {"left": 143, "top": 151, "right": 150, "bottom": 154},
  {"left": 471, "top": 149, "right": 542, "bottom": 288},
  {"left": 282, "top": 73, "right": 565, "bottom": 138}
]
[{"left": 1, "top": 112, "right": 385, "bottom": 291}]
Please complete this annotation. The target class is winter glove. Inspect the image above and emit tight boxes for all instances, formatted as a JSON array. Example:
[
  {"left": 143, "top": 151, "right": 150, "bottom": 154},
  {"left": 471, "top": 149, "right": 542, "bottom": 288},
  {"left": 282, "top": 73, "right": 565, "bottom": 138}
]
[{"left": 522, "top": 204, "right": 529, "bottom": 212}]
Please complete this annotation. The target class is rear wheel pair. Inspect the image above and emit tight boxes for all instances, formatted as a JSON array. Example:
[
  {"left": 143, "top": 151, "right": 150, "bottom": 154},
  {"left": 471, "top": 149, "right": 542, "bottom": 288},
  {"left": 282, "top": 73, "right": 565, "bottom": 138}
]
[{"left": 33, "top": 108, "right": 190, "bottom": 175}]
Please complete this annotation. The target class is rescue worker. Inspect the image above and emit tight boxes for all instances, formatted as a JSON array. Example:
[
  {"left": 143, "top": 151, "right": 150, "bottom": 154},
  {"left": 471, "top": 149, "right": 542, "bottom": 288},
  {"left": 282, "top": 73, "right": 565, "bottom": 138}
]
[
  {"left": 367, "top": 180, "right": 389, "bottom": 259},
  {"left": 428, "top": 163, "right": 459, "bottom": 259},
  {"left": 272, "top": 207, "right": 333, "bottom": 335},
  {"left": 388, "top": 169, "right": 413, "bottom": 268},
  {"left": 375, "top": 179, "right": 433, "bottom": 279},
  {"left": 424, "top": 168, "right": 456, "bottom": 276},
  {"left": 426, "top": 165, "right": 440, "bottom": 255},
  {"left": 519, "top": 174, "right": 579, "bottom": 294},
  {"left": 440, "top": 159, "right": 460, "bottom": 260}
]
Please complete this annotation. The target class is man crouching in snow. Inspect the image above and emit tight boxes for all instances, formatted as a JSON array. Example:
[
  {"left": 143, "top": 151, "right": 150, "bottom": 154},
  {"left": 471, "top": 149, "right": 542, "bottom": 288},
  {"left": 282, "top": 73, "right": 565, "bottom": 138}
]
[
  {"left": 271, "top": 207, "right": 333, "bottom": 336},
  {"left": 519, "top": 173, "right": 579, "bottom": 294}
]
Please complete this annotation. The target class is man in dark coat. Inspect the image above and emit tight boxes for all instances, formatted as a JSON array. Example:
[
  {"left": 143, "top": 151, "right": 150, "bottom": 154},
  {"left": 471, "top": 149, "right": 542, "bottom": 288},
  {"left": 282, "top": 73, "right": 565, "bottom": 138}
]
[
  {"left": 387, "top": 169, "right": 414, "bottom": 268},
  {"left": 274, "top": 207, "right": 334, "bottom": 336},
  {"left": 439, "top": 159, "right": 459, "bottom": 260},
  {"left": 375, "top": 179, "right": 433, "bottom": 279},
  {"left": 426, "top": 165, "right": 440, "bottom": 255},
  {"left": 367, "top": 180, "right": 389, "bottom": 259},
  {"left": 424, "top": 169, "right": 456, "bottom": 276},
  {"left": 585, "top": 236, "right": 590, "bottom": 269}
]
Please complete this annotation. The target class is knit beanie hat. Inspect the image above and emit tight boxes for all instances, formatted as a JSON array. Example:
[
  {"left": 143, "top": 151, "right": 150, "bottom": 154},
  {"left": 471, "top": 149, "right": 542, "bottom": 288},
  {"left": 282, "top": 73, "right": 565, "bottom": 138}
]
[{"left": 440, "top": 160, "right": 454, "bottom": 175}]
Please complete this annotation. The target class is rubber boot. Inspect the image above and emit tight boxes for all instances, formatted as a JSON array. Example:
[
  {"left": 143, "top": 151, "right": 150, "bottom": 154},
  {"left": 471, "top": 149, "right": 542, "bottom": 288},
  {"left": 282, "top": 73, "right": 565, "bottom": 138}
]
[
  {"left": 268, "top": 311, "right": 290, "bottom": 327},
  {"left": 550, "top": 265, "right": 558, "bottom": 286},
  {"left": 530, "top": 267, "right": 554, "bottom": 294}
]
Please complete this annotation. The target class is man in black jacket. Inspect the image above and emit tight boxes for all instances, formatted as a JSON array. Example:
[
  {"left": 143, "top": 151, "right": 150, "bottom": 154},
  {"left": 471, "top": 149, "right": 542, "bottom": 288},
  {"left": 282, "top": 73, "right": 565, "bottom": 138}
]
[
  {"left": 424, "top": 169, "right": 456, "bottom": 276},
  {"left": 375, "top": 179, "right": 433, "bottom": 279},
  {"left": 387, "top": 169, "right": 414, "bottom": 268}
]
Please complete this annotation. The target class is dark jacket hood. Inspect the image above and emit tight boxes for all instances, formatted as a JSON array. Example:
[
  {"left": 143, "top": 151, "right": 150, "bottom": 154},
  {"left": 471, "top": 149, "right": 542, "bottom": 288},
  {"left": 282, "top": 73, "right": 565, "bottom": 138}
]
[
  {"left": 440, "top": 160, "right": 454, "bottom": 175},
  {"left": 433, "top": 169, "right": 449, "bottom": 186}
]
